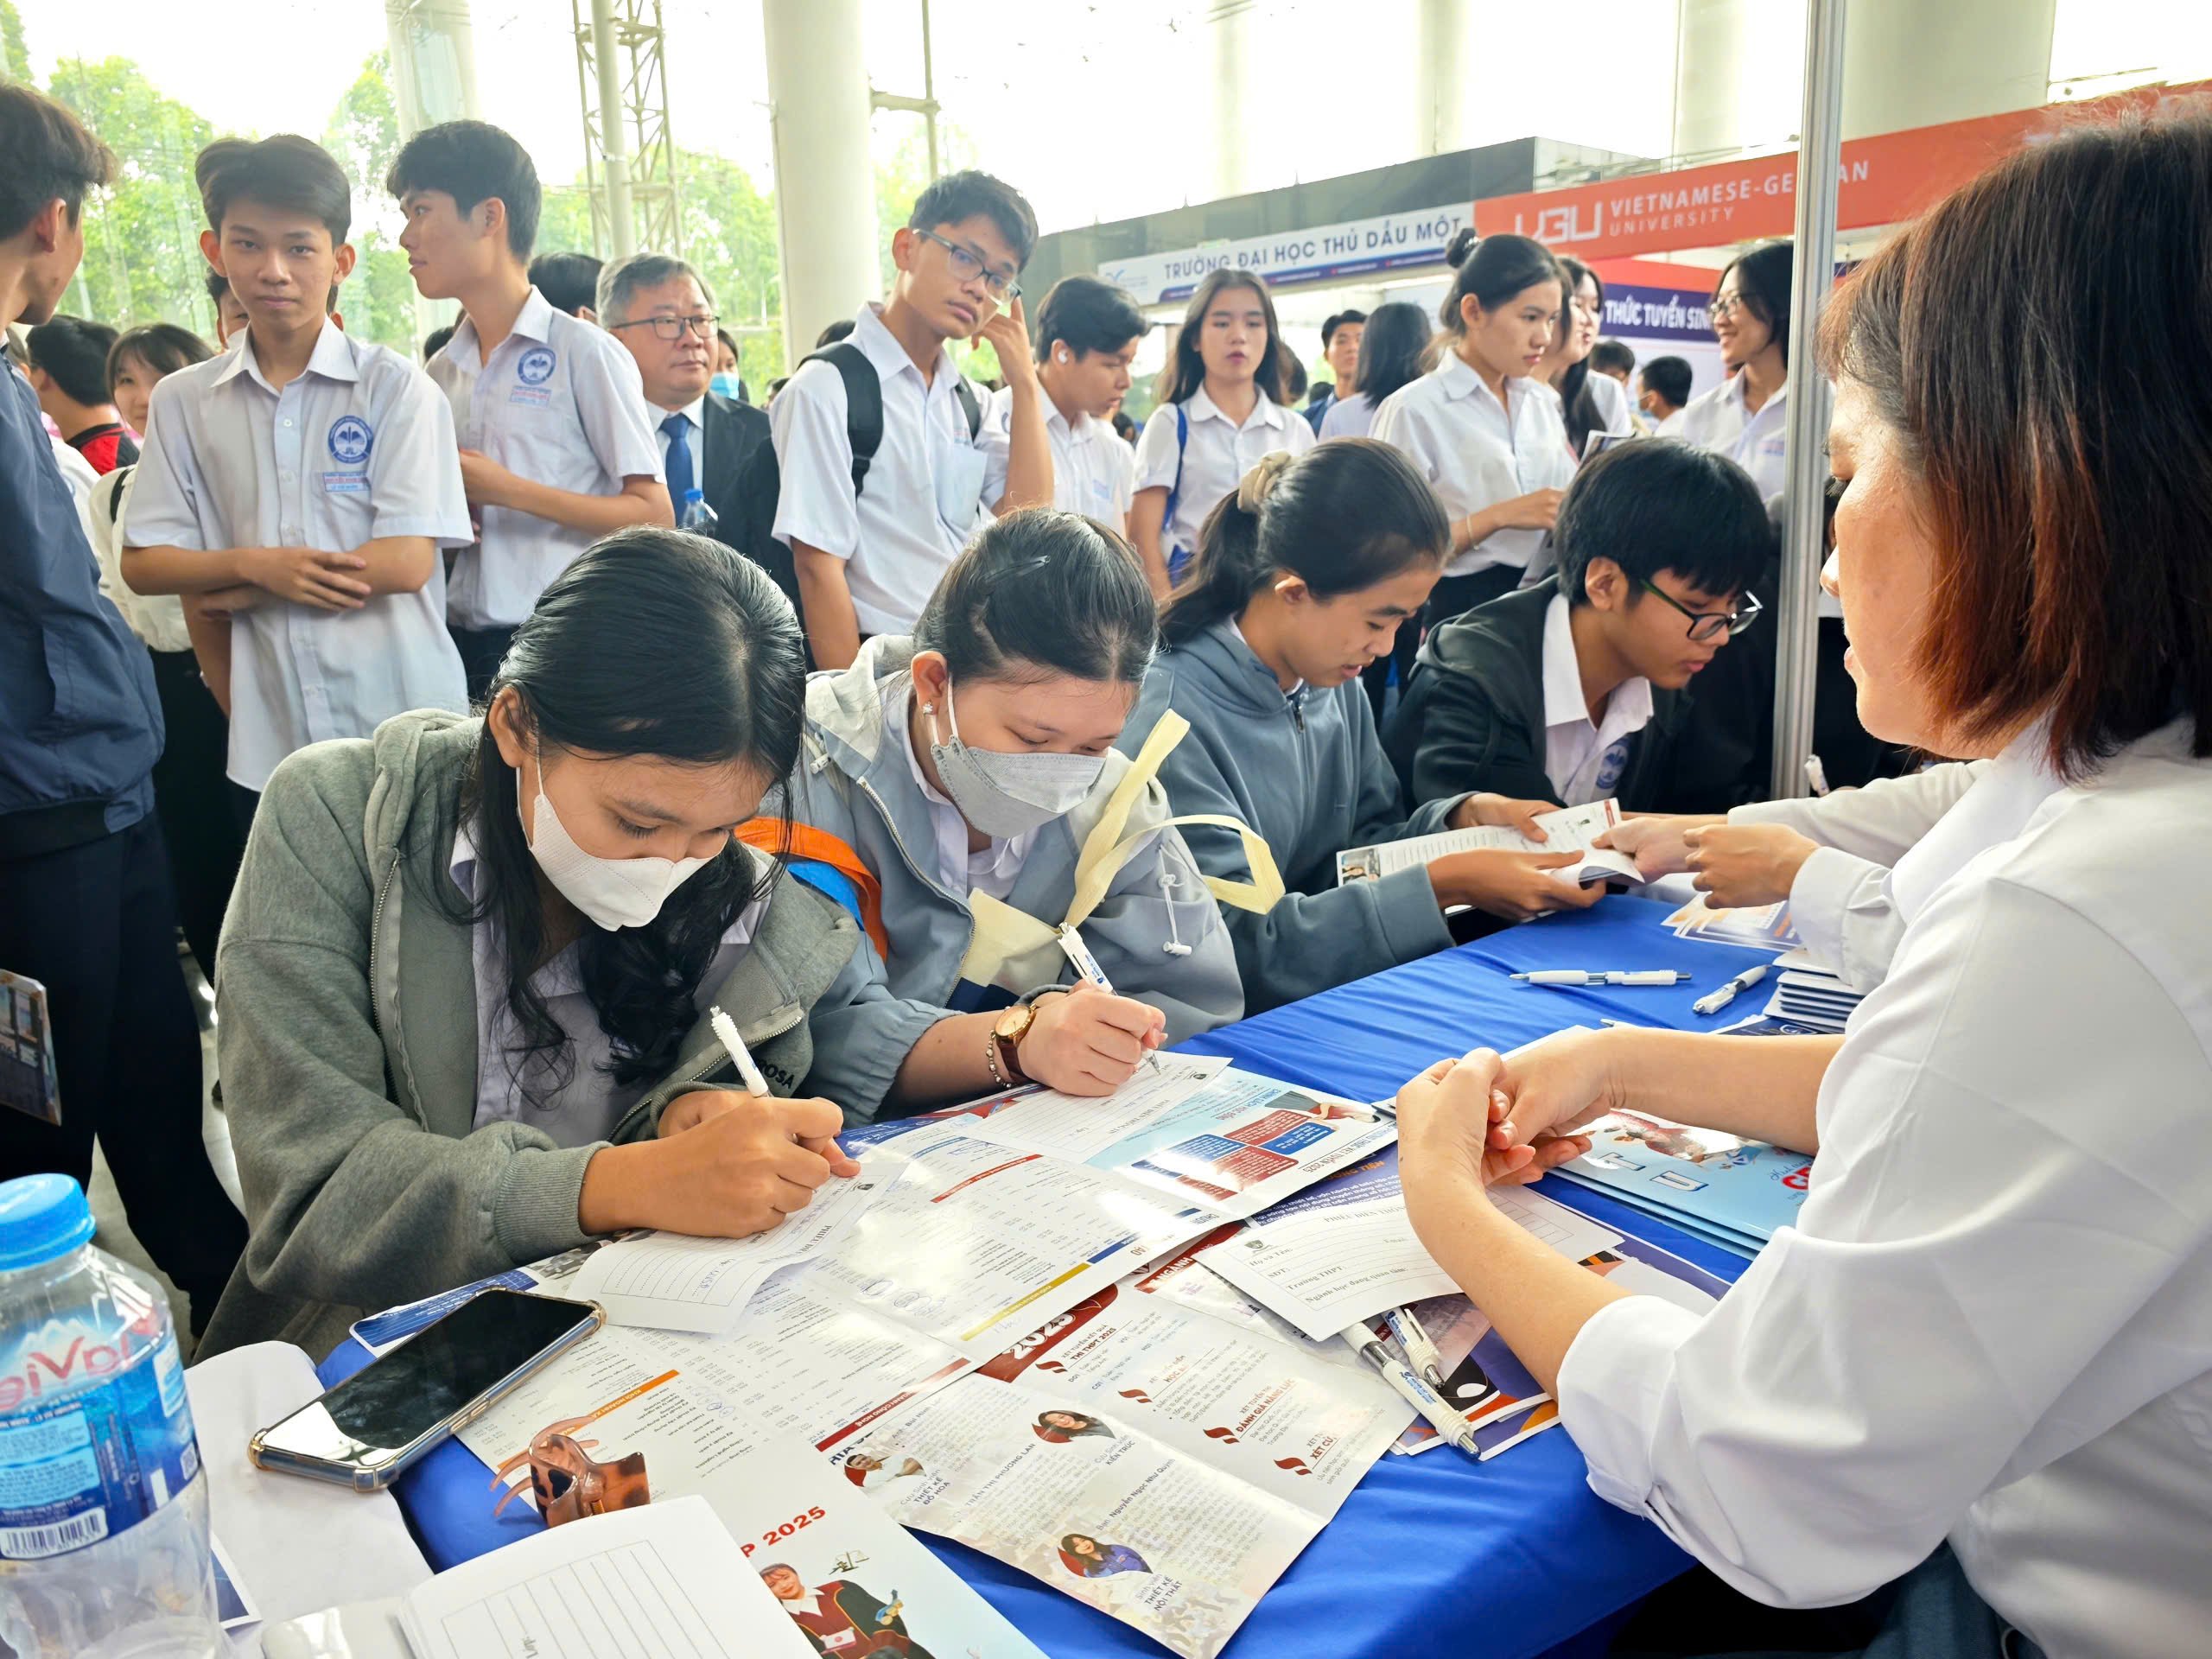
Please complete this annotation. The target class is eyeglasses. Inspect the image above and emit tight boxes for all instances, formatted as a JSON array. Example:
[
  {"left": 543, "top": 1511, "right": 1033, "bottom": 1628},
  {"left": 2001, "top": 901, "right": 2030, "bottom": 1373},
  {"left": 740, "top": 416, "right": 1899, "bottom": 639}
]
[
  {"left": 1709, "top": 294, "right": 1744, "bottom": 321},
  {"left": 1637, "top": 577, "right": 1763, "bottom": 642},
  {"left": 608, "top": 313, "right": 721, "bottom": 342},
  {"left": 915, "top": 229, "right": 1020, "bottom": 301}
]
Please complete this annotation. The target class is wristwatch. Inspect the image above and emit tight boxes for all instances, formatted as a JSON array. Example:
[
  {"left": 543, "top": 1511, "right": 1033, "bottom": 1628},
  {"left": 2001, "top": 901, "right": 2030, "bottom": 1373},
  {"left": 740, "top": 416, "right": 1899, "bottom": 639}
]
[{"left": 988, "top": 1003, "right": 1038, "bottom": 1087}]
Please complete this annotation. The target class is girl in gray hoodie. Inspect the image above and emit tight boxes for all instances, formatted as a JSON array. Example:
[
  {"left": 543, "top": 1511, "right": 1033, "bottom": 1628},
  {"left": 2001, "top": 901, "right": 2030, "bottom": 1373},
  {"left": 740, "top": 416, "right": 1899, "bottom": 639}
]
[
  {"left": 1120, "top": 441, "right": 1600, "bottom": 1012},
  {"left": 202, "top": 530, "right": 1084, "bottom": 1357}
]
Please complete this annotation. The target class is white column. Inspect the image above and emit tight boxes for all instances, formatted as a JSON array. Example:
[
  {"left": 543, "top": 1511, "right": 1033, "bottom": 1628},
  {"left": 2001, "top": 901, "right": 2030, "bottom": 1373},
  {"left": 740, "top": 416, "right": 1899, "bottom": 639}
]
[
  {"left": 589, "top": 0, "right": 634, "bottom": 258},
  {"left": 1838, "top": 0, "right": 2056, "bottom": 137},
  {"left": 385, "top": 0, "right": 482, "bottom": 135},
  {"left": 1415, "top": 0, "right": 1472, "bottom": 156},
  {"left": 763, "top": 0, "right": 880, "bottom": 369},
  {"left": 1205, "top": 0, "right": 1255, "bottom": 200}
]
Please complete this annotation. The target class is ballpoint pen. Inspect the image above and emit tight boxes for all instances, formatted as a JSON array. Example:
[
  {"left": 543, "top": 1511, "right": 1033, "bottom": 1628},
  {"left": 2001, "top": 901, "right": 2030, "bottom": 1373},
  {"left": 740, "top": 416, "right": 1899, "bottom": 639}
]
[
  {"left": 1056, "top": 924, "right": 1162, "bottom": 1071},
  {"left": 1510, "top": 969, "right": 1688, "bottom": 987},
  {"left": 1693, "top": 963, "right": 1771, "bottom": 1016},
  {"left": 1339, "top": 1322, "right": 1477, "bottom": 1453},
  {"left": 707, "top": 1005, "right": 772, "bottom": 1096},
  {"left": 1382, "top": 1306, "right": 1446, "bottom": 1392}
]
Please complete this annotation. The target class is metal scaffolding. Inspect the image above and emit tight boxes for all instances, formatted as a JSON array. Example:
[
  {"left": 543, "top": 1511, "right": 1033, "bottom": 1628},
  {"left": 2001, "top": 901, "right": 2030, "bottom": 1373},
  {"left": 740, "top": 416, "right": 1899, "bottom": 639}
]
[{"left": 571, "top": 0, "right": 680, "bottom": 260}]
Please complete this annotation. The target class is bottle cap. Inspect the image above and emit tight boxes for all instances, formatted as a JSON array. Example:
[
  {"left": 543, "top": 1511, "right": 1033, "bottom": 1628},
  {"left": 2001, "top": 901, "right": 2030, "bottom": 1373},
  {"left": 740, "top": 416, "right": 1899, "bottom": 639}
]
[{"left": 0, "top": 1174, "right": 96, "bottom": 1271}]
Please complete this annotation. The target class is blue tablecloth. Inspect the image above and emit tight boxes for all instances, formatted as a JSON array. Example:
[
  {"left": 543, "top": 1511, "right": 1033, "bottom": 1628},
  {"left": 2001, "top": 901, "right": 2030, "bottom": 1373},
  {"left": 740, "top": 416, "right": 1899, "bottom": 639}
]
[{"left": 318, "top": 895, "right": 1774, "bottom": 1659}]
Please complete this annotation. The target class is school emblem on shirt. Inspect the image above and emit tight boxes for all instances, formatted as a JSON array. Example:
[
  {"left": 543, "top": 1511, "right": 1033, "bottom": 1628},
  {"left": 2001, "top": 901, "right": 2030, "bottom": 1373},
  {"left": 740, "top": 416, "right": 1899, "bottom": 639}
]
[
  {"left": 517, "top": 346, "right": 557, "bottom": 385},
  {"left": 327, "top": 415, "right": 373, "bottom": 464}
]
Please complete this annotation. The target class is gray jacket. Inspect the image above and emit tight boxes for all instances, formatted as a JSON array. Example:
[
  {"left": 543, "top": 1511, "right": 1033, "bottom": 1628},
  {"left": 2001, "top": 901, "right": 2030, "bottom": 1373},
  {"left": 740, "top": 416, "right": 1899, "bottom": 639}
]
[
  {"left": 201, "top": 709, "right": 921, "bottom": 1360},
  {"left": 782, "top": 639, "right": 1243, "bottom": 1041},
  {"left": 1121, "top": 620, "right": 1465, "bottom": 1012}
]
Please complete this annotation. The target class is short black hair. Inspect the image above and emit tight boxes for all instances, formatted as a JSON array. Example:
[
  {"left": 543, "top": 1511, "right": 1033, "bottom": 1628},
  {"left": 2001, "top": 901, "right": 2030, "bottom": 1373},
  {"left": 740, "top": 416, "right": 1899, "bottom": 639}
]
[
  {"left": 1281, "top": 356, "right": 1307, "bottom": 404},
  {"left": 1554, "top": 441, "right": 1772, "bottom": 607},
  {"left": 204, "top": 268, "right": 231, "bottom": 305},
  {"left": 1720, "top": 241, "right": 1794, "bottom": 368},
  {"left": 814, "top": 317, "right": 855, "bottom": 349},
  {"left": 107, "top": 322, "right": 213, "bottom": 391},
  {"left": 423, "top": 323, "right": 456, "bottom": 362},
  {"left": 907, "top": 170, "right": 1039, "bottom": 270},
  {"left": 1589, "top": 338, "right": 1636, "bottom": 376},
  {"left": 1033, "top": 276, "right": 1146, "bottom": 365},
  {"left": 24, "top": 315, "right": 119, "bottom": 406},
  {"left": 196, "top": 135, "right": 351, "bottom": 242},
  {"left": 385, "top": 120, "right": 541, "bottom": 258},
  {"left": 914, "top": 509, "right": 1154, "bottom": 686},
  {"left": 530, "top": 251, "right": 602, "bottom": 315},
  {"left": 1639, "top": 354, "right": 1692, "bottom": 409},
  {"left": 1320, "top": 309, "right": 1366, "bottom": 346},
  {"left": 0, "top": 83, "right": 113, "bottom": 242}
]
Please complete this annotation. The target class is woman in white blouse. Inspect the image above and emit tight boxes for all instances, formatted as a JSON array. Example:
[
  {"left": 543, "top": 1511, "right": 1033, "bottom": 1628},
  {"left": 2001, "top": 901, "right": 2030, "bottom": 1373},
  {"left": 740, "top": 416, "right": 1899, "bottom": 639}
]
[
  {"left": 1536, "top": 254, "right": 1633, "bottom": 457},
  {"left": 1368, "top": 230, "right": 1574, "bottom": 624},
  {"left": 1395, "top": 116, "right": 2212, "bottom": 1659}
]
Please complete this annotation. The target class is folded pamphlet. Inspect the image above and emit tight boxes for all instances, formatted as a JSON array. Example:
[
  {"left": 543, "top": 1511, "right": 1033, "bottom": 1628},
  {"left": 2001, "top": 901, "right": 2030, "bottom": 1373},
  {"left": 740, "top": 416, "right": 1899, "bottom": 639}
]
[{"left": 1336, "top": 799, "right": 1643, "bottom": 889}]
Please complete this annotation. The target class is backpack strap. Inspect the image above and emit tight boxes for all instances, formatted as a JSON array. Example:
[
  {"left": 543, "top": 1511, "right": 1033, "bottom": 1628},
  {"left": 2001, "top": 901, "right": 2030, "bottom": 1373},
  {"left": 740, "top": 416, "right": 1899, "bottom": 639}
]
[
  {"left": 950, "top": 374, "right": 982, "bottom": 440},
  {"left": 1161, "top": 403, "right": 1190, "bottom": 542},
  {"left": 804, "top": 342, "right": 883, "bottom": 499}
]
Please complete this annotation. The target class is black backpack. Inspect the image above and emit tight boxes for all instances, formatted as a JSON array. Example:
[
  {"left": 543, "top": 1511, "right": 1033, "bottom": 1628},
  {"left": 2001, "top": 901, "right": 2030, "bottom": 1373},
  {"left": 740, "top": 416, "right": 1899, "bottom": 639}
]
[{"left": 733, "top": 343, "right": 982, "bottom": 643}]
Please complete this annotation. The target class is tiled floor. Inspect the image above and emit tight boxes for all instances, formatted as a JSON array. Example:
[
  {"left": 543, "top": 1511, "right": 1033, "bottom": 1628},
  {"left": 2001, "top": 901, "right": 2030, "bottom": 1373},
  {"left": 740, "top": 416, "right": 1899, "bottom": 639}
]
[{"left": 87, "top": 950, "right": 237, "bottom": 1356}]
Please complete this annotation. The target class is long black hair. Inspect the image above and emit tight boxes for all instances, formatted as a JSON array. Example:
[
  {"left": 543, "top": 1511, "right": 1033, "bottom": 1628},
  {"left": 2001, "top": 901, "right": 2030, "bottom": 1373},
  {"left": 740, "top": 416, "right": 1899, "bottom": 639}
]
[
  {"left": 441, "top": 528, "right": 808, "bottom": 1105},
  {"left": 1552, "top": 255, "right": 1608, "bottom": 456},
  {"left": 1719, "top": 239, "right": 1795, "bottom": 370},
  {"left": 1350, "top": 301, "right": 1431, "bottom": 407},
  {"left": 1155, "top": 268, "right": 1288, "bottom": 406},
  {"left": 1158, "top": 440, "right": 1450, "bottom": 645},
  {"left": 1436, "top": 227, "right": 1561, "bottom": 345},
  {"left": 914, "top": 509, "right": 1157, "bottom": 687}
]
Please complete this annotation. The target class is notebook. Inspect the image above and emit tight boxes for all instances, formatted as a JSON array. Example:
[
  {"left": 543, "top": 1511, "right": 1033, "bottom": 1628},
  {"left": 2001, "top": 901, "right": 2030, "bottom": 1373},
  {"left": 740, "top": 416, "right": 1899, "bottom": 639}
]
[{"left": 1336, "top": 799, "right": 1644, "bottom": 888}]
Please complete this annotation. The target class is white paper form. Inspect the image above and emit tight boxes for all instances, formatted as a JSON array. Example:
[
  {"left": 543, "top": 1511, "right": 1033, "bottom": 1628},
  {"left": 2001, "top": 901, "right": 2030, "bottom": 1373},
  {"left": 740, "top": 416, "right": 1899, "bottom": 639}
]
[
  {"left": 1198, "top": 1150, "right": 1620, "bottom": 1341},
  {"left": 952, "top": 1053, "right": 1228, "bottom": 1160},
  {"left": 459, "top": 1281, "right": 972, "bottom": 1504},
  {"left": 962, "top": 1065, "right": 1401, "bottom": 1224},
  {"left": 1335, "top": 798, "right": 1640, "bottom": 887},
  {"left": 564, "top": 1165, "right": 892, "bottom": 1334},
  {"left": 793, "top": 1127, "right": 1218, "bottom": 1360},
  {"left": 396, "top": 1496, "right": 813, "bottom": 1659}
]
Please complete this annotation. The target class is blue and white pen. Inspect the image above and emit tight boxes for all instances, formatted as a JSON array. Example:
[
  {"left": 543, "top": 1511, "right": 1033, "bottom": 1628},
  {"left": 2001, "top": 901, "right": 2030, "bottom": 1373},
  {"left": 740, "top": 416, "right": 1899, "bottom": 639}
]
[
  {"left": 1511, "top": 969, "right": 1688, "bottom": 987},
  {"left": 1057, "top": 924, "right": 1163, "bottom": 1072},
  {"left": 1693, "top": 963, "right": 1770, "bottom": 1016},
  {"left": 1340, "top": 1322, "right": 1477, "bottom": 1453},
  {"left": 1382, "top": 1306, "right": 1446, "bottom": 1392}
]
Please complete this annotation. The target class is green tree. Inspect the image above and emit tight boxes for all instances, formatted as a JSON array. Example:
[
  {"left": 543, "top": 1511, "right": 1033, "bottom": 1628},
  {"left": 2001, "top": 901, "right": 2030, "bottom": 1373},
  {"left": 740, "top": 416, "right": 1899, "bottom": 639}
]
[
  {"left": 672, "top": 146, "right": 783, "bottom": 389},
  {"left": 48, "top": 57, "right": 216, "bottom": 335},
  {"left": 322, "top": 52, "right": 423, "bottom": 356},
  {"left": 2, "top": 0, "right": 30, "bottom": 83}
]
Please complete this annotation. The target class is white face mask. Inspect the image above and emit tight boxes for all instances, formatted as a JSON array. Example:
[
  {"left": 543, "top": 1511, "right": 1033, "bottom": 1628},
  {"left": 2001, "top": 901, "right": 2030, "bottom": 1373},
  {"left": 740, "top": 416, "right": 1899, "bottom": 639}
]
[
  {"left": 924, "top": 683, "right": 1107, "bottom": 840},
  {"left": 519, "top": 766, "right": 712, "bottom": 931}
]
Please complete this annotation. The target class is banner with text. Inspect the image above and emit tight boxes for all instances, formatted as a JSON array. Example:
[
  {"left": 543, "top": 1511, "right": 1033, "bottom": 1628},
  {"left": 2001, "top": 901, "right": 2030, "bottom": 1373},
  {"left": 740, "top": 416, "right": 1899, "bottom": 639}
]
[{"left": 1100, "top": 204, "right": 1471, "bottom": 306}]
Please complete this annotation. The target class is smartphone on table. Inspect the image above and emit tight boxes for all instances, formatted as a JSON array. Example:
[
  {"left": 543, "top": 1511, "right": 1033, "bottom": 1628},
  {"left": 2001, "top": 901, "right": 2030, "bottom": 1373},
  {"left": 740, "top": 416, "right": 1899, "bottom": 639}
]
[{"left": 249, "top": 1289, "right": 603, "bottom": 1492}]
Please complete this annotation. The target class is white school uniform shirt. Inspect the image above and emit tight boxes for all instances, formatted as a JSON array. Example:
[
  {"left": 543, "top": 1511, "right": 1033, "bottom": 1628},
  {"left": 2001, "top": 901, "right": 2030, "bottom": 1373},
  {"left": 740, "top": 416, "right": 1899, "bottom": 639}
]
[
  {"left": 428, "top": 286, "right": 664, "bottom": 630},
  {"left": 1730, "top": 761, "right": 1988, "bottom": 992},
  {"left": 124, "top": 323, "right": 471, "bottom": 791},
  {"left": 1316, "top": 391, "right": 1375, "bottom": 441},
  {"left": 883, "top": 681, "right": 1035, "bottom": 902},
  {"left": 1133, "top": 385, "right": 1315, "bottom": 567},
  {"left": 1555, "top": 716, "right": 2212, "bottom": 1659},
  {"left": 771, "top": 303, "right": 992, "bottom": 638},
  {"left": 979, "top": 384, "right": 1135, "bottom": 528},
  {"left": 88, "top": 466, "right": 192, "bottom": 654},
  {"left": 452, "top": 820, "right": 766, "bottom": 1144},
  {"left": 1539, "top": 590, "right": 1652, "bottom": 804},
  {"left": 1368, "top": 354, "right": 1573, "bottom": 580},
  {"left": 1664, "top": 372, "right": 1789, "bottom": 501}
]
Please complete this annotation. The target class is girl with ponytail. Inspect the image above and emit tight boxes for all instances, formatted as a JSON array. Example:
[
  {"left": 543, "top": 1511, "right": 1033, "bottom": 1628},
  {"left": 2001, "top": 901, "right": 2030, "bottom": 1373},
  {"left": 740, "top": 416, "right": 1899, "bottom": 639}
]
[
  {"left": 1539, "top": 255, "right": 1635, "bottom": 456},
  {"left": 1125, "top": 441, "right": 1599, "bottom": 1012},
  {"left": 1369, "top": 228, "right": 1577, "bottom": 622}
]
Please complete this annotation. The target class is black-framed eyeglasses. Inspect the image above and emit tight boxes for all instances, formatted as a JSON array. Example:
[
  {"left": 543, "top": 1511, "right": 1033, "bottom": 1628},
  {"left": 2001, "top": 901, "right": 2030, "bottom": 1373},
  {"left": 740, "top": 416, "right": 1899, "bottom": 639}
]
[
  {"left": 1637, "top": 577, "right": 1763, "bottom": 642},
  {"left": 1709, "top": 293, "right": 1744, "bottom": 321},
  {"left": 915, "top": 229, "right": 1020, "bottom": 301},
  {"left": 607, "top": 313, "right": 721, "bottom": 342}
]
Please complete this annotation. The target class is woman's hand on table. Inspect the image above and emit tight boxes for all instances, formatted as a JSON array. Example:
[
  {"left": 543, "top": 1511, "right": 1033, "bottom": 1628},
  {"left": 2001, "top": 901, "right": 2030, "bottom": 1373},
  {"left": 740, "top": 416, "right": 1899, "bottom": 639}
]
[
  {"left": 1681, "top": 823, "right": 1819, "bottom": 907},
  {"left": 583, "top": 1094, "right": 861, "bottom": 1238},
  {"left": 1395, "top": 1047, "right": 1595, "bottom": 1228},
  {"left": 1427, "top": 849, "right": 1604, "bottom": 921}
]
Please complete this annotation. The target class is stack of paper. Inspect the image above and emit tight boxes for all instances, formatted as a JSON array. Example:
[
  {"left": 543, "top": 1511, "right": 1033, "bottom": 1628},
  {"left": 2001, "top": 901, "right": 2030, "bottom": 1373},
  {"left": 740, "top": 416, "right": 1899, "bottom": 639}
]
[
  {"left": 1336, "top": 799, "right": 1643, "bottom": 888},
  {"left": 1662, "top": 895, "right": 1804, "bottom": 952},
  {"left": 1758, "top": 950, "right": 1865, "bottom": 1032},
  {"left": 1551, "top": 1111, "right": 1811, "bottom": 1256}
]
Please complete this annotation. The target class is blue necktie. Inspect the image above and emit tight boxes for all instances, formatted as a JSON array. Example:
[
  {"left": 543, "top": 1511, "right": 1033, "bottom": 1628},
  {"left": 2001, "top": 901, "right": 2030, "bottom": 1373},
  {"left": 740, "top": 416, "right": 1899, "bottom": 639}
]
[{"left": 660, "top": 410, "right": 695, "bottom": 512}]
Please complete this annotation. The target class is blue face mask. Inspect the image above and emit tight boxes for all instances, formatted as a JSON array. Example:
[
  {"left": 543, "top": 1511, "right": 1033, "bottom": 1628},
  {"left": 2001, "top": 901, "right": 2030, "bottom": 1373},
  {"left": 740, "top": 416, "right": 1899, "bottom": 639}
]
[{"left": 709, "top": 372, "right": 743, "bottom": 400}]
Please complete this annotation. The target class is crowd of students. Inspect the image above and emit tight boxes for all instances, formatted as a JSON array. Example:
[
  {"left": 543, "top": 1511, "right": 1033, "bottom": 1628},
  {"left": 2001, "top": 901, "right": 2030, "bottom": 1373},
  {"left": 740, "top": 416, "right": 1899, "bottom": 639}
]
[{"left": 7, "top": 73, "right": 2211, "bottom": 1659}]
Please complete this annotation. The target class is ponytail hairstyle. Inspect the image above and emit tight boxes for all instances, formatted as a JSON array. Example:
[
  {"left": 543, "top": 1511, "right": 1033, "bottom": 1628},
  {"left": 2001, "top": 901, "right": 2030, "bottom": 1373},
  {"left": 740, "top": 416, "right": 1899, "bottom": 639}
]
[
  {"left": 913, "top": 508, "right": 1157, "bottom": 688},
  {"left": 1155, "top": 267, "right": 1289, "bottom": 406},
  {"left": 1159, "top": 440, "right": 1450, "bottom": 645},
  {"left": 1553, "top": 255, "right": 1608, "bottom": 456},
  {"left": 442, "top": 528, "right": 809, "bottom": 1106},
  {"left": 1349, "top": 300, "right": 1433, "bottom": 406},
  {"left": 1436, "top": 227, "right": 1563, "bottom": 347}
]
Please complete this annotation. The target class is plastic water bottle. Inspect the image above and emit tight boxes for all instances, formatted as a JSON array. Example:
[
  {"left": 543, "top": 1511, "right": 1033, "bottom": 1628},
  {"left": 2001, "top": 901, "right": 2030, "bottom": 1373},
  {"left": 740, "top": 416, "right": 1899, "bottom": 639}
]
[
  {"left": 0, "top": 1175, "right": 219, "bottom": 1659},
  {"left": 680, "top": 486, "right": 719, "bottom": 535}
]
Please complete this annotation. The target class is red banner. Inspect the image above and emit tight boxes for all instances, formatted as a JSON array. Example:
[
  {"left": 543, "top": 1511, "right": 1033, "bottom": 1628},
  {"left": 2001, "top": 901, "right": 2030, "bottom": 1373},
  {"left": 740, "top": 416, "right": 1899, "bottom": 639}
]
[{"left": 1474, "top": 79, "right": 2212, "bottom": 260}]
